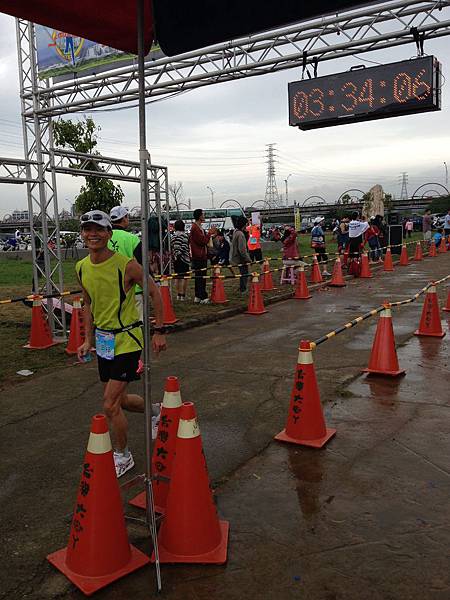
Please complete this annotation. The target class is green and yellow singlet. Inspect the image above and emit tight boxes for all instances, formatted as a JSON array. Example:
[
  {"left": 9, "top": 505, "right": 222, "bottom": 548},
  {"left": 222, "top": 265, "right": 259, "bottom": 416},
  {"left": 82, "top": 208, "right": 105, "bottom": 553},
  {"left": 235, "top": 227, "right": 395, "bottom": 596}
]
[{"left": 76, "top": 252, "right": 143, "bottom": 356}]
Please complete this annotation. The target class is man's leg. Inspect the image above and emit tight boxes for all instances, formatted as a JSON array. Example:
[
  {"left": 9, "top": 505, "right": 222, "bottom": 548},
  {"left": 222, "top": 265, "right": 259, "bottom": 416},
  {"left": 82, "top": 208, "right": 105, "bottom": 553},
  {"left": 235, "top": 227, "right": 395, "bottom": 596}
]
[
  {"left": 103, "top": 380, "right": 129, "bottom": 452},
  {"left": 120, "top": 392, "right": 144, "bottom": 413},
  {"left": 199, "top": 259, "right": 208, "bottom": 299}
]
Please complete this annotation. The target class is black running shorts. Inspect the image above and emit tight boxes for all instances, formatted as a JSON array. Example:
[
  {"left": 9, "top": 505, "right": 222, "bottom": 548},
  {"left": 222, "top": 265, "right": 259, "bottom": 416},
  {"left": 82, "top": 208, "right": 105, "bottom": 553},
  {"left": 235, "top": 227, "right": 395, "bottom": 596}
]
[{"left": 97, "top": 351, "right": 141, "bottom": 383}]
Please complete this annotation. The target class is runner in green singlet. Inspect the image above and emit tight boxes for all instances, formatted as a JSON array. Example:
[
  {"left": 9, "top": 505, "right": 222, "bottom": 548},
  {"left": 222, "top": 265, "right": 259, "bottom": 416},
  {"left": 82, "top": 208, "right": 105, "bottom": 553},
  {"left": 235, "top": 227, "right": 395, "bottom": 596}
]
[{"left": 76, "top": 210, "right": 167, "bottom": 478}]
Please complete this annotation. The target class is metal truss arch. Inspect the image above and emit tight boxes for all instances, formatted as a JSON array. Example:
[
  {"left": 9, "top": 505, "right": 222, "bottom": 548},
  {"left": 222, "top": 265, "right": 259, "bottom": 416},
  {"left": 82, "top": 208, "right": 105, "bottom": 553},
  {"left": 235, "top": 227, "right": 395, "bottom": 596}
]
[
  {"left": 412, "top": 182, "right": 450, "bottom": 197},
  {"left": 301, "top": 195, "right": 327, "bottom": 207},
  {"left": 337, "top": 189, "right": 366, "bottom": 204},
  {"left": 219, "top": 199, "right": 244, "bottom": 210},
  {"left": 20, "top": 2, "right": 450, "bottom": 117}
]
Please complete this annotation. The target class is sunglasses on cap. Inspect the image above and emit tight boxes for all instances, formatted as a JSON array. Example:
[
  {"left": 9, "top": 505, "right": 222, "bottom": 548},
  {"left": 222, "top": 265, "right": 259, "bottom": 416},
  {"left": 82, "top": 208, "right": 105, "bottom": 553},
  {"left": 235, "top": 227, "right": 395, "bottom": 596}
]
[{"left": 80, "top": 213, "right": 105, "bottom": 222}]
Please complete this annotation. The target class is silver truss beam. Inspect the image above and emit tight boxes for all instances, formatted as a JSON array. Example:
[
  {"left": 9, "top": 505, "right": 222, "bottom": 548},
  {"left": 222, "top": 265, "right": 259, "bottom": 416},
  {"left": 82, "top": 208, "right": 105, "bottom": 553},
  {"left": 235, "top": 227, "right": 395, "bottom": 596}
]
[
  {"left": 46, "top": 148, "right": 171, "bottom": 274},
  {"left": 22, "top": 0, "right": 450, "bottom": 117},
  {"left": 0, "top": 157, "right": 38, "bottom": 184}
]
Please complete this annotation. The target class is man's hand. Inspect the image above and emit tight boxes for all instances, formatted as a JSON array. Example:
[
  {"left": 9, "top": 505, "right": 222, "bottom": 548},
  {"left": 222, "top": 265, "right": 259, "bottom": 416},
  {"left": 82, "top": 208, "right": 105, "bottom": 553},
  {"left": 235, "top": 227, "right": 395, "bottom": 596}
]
[
  {"left": 77, "top": 339, "right": 91, "bottom": 361},
  {"left": 152, "top": 333, "right": 167, "bottom": 355}
]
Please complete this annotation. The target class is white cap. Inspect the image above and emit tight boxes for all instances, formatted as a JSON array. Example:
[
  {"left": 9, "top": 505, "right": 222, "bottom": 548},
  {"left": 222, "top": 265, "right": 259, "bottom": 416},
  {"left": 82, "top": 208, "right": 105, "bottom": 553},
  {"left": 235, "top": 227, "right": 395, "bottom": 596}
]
[
  {"left": 110, "top": 205, "right": 129, "bottom": 222},
  {"left": 80, "top": 210, "right": 112, "bottom": 229},
  {"left": 313, "top": 216, "right": 324, "bottom": 224}
]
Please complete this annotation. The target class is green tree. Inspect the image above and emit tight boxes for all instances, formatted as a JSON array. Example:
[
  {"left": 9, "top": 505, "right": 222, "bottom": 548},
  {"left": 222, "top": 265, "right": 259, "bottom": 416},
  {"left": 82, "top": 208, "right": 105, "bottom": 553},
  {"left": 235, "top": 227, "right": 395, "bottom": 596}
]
[
  {"left": 384, "top": 193, "right": 393, "bottom": 212},
  {"left": 53, "top": 117, "right": 124, "bottom": 214},
  {"left": 428, "top": 195, "right": 450, "bottom": 213}
]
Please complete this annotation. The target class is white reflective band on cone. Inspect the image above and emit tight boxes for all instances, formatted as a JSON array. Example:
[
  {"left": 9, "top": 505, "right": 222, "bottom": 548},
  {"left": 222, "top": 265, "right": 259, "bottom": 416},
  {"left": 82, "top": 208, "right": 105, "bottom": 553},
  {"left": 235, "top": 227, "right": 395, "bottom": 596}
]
[
  {"left": 73, "top": 299, "right": 82, "bottom": 309},
  {"left": 178, "top": 418, "right": 200, "bottom": 439},
  {"left": 87, "top": 432, "right": 112, "bottom": 454},
  {"left": 298, "top": 349, "right": 313, "bottom": 365},
  {"left": 160, "top": 278, "right": 169, "bottom": 287},
  {"left": 252, "top": 274, "right": 259, "bottom": 283},
  {"left": 381, "top": 307, "right": 392, "bottom": 318},
  {"left": 428, "top": 285, "right": 437, "bottom": 294},
  {"left": 163, "top": 390, "right": 182, "bottom": 409}
]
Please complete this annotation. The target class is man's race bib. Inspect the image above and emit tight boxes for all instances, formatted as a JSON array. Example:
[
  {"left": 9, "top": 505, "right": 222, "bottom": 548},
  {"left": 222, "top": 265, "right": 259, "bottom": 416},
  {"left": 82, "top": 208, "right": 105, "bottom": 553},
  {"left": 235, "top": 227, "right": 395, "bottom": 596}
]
[
  {"left": 250, "top": 236, "right": 257, "bottom": 245},
  {"left": 95, "top": 330, "right": 115, "bottom": 360}
]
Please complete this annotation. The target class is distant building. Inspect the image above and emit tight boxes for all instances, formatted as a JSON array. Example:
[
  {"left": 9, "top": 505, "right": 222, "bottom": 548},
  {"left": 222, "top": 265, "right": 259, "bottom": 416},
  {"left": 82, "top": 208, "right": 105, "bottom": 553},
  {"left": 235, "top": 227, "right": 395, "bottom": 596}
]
[{"left": 12, "top": 209, "right": 29, "bottom": 221}]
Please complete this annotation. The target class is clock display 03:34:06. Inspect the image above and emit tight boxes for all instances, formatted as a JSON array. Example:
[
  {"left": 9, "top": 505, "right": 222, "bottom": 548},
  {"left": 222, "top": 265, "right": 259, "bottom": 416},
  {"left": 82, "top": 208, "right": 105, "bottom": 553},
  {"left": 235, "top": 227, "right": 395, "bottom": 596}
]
[
  {"left": 288, "top": 56, "right": 441, "bottom": 129},
  {"left": 293, "top": 70, "right": 430, "bottom": 118}
]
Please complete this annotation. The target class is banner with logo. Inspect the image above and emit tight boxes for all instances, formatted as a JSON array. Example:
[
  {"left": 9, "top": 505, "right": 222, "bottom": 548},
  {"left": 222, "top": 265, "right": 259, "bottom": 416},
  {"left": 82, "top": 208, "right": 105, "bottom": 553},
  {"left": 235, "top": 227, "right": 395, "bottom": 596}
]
[{"left": 35, "top": 25, "right": 163, "bottom": 80}]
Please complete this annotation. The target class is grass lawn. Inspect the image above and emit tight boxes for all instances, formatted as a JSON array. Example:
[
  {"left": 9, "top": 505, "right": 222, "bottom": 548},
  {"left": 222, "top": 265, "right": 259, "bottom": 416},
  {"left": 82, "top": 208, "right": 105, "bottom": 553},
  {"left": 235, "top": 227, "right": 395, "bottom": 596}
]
[{"left": 0, "top": 231, "right": 422, "bottom": 387}]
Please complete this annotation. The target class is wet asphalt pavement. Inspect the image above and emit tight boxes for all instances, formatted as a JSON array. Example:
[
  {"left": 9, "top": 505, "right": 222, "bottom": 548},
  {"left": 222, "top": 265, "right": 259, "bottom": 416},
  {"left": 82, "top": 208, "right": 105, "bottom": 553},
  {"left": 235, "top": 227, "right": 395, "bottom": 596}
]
[{"left": 1, "top": 254, "right": 449, "bottom": 599}]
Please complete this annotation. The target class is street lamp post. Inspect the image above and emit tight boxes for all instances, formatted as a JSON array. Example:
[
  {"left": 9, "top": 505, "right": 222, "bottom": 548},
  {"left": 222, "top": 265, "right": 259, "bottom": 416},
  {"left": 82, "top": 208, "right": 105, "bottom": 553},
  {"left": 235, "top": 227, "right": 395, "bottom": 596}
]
[
  {"left": 444, "top": 162, "right": 448, "bottom": 188},
  {"left": 206, "top": 186, "right": 215, "bottom": 209},
  {"left": 284, "top": 174, "right": 293, "bottom": 206}
]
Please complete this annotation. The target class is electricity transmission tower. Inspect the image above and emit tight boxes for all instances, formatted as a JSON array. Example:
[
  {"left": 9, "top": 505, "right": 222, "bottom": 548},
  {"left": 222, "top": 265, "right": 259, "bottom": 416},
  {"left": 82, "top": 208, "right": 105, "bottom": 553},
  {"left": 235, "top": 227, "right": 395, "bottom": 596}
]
[
  {"left": 264, "top": 144, "right": 280, "bottom": 208},
  {"left": 399, "top": 172, "right": 409, "bottom": 200}
]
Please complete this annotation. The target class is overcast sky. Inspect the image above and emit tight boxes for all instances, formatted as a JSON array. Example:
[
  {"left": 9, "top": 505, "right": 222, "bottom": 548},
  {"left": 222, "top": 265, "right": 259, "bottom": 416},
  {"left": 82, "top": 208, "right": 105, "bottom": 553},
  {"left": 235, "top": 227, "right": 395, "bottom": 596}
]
[{"left": 1, "top": 10, "right": 450, "bottom": 217}]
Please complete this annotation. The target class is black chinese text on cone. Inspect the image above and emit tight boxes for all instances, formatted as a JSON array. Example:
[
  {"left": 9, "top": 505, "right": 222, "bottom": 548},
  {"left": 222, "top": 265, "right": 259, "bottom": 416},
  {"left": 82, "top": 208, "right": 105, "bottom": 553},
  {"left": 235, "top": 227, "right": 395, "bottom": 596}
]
[
  {"left": 274, "top": 340, "right": 336, "bottom": 448},
  {"left": 130, "top": 376, "right": 182, "bottom": 513},
  {"left": 414, "top": 284, "right": 446, "bottom": 338},
  {"left": 152, "top": 402, "right": 229, "bottom": 564},
  {"left": 363, "top": 304, "right": 405, "bottom": 377},
  {"left": 47, "top": 415, "right": 149, "bottom": 596}
]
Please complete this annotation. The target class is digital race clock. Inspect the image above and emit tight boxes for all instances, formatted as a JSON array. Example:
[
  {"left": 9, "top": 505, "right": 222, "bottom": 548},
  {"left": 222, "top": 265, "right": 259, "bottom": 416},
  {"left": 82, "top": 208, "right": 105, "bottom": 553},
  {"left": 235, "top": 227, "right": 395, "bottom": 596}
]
[{"left": 288, "top": 56, "right": 441, "bottom": 130}]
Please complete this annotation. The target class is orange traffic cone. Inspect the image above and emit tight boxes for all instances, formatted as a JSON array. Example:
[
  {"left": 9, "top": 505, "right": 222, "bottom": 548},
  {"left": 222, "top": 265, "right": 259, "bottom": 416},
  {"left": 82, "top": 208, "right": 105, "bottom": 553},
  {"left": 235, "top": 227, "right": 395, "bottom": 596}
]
[
  {"left": 414, "top": 242, "right": 423, "bottom": 261},
  {"left": 274, "top": 340, "right": 336, "bottom": 448},
  {"left": 210, "top": 266, "right": 228, "bottom": 304},
  {"left": 66, "top": 297, "right": 85, "bottom": 355},
  {"left": 429, "top": 240, "right": 437, "bottom": 257},
  {"left": 414, "top": 284, "right": 446, "bottom": 338},
  {"left": 363, "top": 304, "right": 405, "bottom": 376},
  {"left": 160, "top": 277, "right": 178, "bottom": 325},
  {"left": 360, "top": 252, "right": 372, "bottom": 278},
  {"left": 153, "top": 402, "right": 229, "bottom": 564},
  {"left": 439, "top": 237, "right": 447, "bottom": 253},
  {"left": 383, "top": 247, "right": 394, "bottom": 271},
  {"left": 310, "top": 256, "right": 323, "bottom": 284},
  {"left": 328, "top": 257, "right": 346, "bottom": 287},
  {"left": 399, "top": 245, "right": 409, "bottom": 266},
  {"left": 246, "top": 273, "right": 267, "bottom": 315},
  {"left": 47, "top": 415, "right": 149, "bottom": 595},
  {"left": 443, "top": 289, "right": 450, "bottom": 312},
  {"left": 130, "top": 376, "right": 183, "bottom": 513},
  {"left": 293, "top": 265, "right": 311, "bottom": 299},
  {"left": 260, "top": 259, "right": 276, "bottom": 291},
  {"left": 24, "top": 295, "right": 57, "bottom": 349}
]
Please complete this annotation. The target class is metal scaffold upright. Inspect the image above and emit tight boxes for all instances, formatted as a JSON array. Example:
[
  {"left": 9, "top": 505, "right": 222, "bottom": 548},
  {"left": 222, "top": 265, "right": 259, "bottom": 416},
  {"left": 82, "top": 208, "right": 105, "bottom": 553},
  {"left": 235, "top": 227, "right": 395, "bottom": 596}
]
[
  {"left": 16, "top": 19, "right": 66, "bottom": 336},
  {"left": 10, "top": 20, "right": 170, "bottom": 338}
]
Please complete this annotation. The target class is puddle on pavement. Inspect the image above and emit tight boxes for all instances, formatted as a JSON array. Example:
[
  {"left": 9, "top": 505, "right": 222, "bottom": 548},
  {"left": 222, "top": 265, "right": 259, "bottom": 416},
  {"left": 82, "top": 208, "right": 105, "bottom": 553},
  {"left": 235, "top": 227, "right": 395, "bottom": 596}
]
[
  {"left": 287, "top": 448, "right": 325, "bottom": 519},
  {"left": 346, "top": 332, "right": 448, "bottom": 401},
  {"left": 349, "top": 374, "right": 404, "bottom": 404}
]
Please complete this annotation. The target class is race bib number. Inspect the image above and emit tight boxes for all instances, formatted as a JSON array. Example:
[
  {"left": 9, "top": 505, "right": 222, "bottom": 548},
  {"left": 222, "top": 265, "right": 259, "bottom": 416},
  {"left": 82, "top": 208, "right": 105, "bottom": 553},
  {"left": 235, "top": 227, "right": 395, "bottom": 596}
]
[
  {"left": 95, "top": 330, "right": 115, "bottom": 360},
  {"left": 250, "top": 236, "right": 257, "bottom": 245}
]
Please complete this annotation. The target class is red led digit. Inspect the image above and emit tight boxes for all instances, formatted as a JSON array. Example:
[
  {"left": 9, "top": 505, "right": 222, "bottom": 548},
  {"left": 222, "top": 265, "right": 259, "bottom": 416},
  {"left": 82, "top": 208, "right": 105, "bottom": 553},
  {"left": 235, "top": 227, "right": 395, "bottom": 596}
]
[
  {"left": 293, "top": 91, "right": 308, "bottom": 120},
  {"left": 308, "top": 88, "right": 325, "bottom": 116},
  {"left": 412, "top": 69, "right": 431, "bottom": 100},
  {"left": 358, "top": 79, "right": 374, "bottom": 107},
  {"left": 393, "top": 72, "right": 412, "bottom": 103},
  {"left": 341, "top": 82, "right": 358, "bottom": 112}
]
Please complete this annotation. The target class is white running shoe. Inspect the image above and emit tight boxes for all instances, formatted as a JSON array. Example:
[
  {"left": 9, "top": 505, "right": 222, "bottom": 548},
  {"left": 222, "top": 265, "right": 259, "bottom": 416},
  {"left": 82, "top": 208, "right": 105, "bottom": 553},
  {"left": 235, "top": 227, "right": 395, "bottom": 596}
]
[
  {"left": 200, "top": 298, "right": 210, "bottom": 304},
  {"left": 152, "top": 403, "right": 161, "bottom": 439},
  {"left": 322, "top": 271, "right": 332, "bottom": 277},
  {"left": 114, "top": 451, "right": 135, "bottom": 478},
  {"left": 194, "top": 297, "right": 202, "bottom": 303}
]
